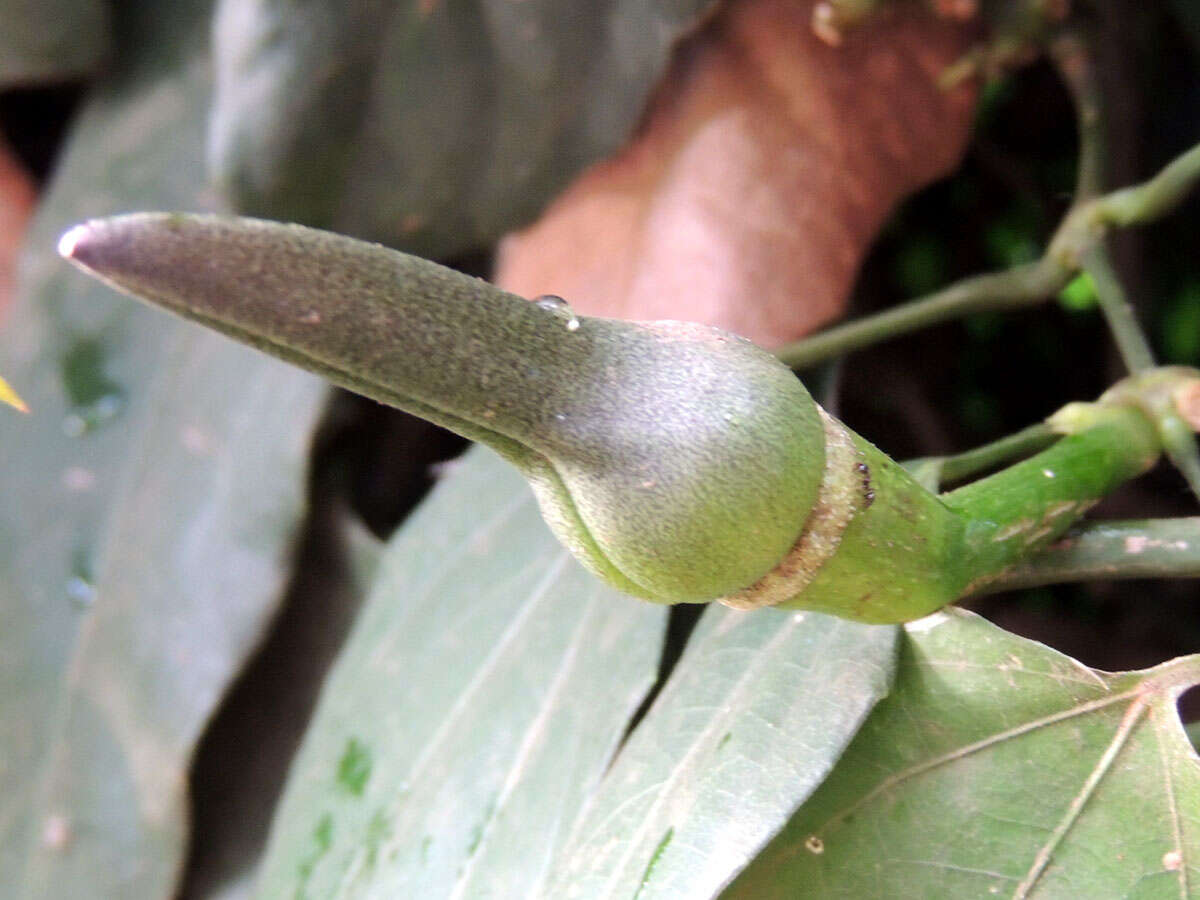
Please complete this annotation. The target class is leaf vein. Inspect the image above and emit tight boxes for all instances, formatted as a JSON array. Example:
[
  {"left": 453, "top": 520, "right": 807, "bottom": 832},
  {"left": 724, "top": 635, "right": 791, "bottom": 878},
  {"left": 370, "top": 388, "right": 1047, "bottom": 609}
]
[
  {"left": 1012, "top": 694, "right": 1148, "bottom": 899},
  {"left": 813, "top": 686, "right": 1141, "bottom": 842}
]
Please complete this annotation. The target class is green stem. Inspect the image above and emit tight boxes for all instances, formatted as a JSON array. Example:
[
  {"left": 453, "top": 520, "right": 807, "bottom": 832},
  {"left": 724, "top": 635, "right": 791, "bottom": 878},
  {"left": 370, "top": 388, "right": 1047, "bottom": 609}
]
[
  {"left": 1058, "top": 35, "right": 1200, "bottom": 497},
  {"left": 1079, "top": 243, "right": 1156, "bottom": 373},
  {"left": 1096, "top": 367, "right": 1200, "bottom": 505},
  {"left": 1052, "top": 33, "right": 1104, "bottom": 203},
  {"left": 1054, "top": 37, "right": 1200, "bottom": 500},
  {"left": 776, "top": 388, "right": 1181, "bottom": 623},
  {"left": 941, "top": 404, "right": 1162, "bottom": 591},
  {"left": 1093, "top": 143, "right": 1200, "bottom": 226},
  {"left": 775, "top": 260, "right": 1062, "bottom": 369},
  {"left": 1159, "top": 416, "right": 1200, "bottom": 505},
  {"left": 774, "top": 139, "right": 1200, "bottom": 370},
  {"left": 974, "top": 517, "right": 1200, "bottom": 593},
  {"left": 903, "top": 422, "right": 1058, "bottom": 492}
]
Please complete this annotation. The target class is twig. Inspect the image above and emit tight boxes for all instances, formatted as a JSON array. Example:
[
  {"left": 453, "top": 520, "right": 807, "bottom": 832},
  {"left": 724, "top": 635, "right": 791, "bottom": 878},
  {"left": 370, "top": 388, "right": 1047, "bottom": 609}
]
[
  {"left": 1093, "top": 143, "right": 1200, "bottom": 227},
  {"left": 942, "top": 404, "right": 1161, "bottom": 585},
  {"left": 1079, "top": 243, "right": 1156, "bottom": 373},
  {"left": 774, "top": 139, "right": 1200, "bottom": 370},
  {"left": 1057, "top": 34, "right": 1200, "bottom": 503},
  {"left": 971, "top": 518, "right": 1200, "bottom": 594},
  {"left": 904, "top": 422, "right": 1058, "bottom": 492},
  {"left": 776, "top": 260, "right": 1061, "bottom": 369},
  {"left": 1052, "top": 33, "right": 1104, "bottom": 203}
]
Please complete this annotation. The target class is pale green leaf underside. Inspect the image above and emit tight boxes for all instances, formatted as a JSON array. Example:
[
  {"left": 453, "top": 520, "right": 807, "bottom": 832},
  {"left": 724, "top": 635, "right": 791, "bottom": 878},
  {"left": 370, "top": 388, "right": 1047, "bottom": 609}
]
[
  {"left": 255, "top": 451, "right": 901, "bottom": 899},
  {"left": 540, "top": 606, "right": 897, "bottom": 899},
  {"left": 727, "top": 607, "right": 1200, "bottom": 899},
  {"left": 253, "top": 448, "right": 667, "bottom": 898}
]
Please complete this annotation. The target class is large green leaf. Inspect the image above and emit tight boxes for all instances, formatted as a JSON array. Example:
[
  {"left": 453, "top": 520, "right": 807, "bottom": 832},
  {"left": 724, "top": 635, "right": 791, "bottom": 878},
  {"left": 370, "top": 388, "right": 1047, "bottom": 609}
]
[
  {"left": 539, "top": 607, "right": 898, "bottom": 899},
  {"left": 0, "top": 0, "right": 109, "bottom": 86},
  {"left": 208, "top": 0, "right": 718, "bottom": 257},
  {"left": 256, "top": 449, "right": 898, "bottom": 898},
  {"left": 727, "top": 607, "right": 1200, "bottom": 899},
  {"left": 254, "top": 447, "right": 668, "bottom": 898},
  {"left": 0, "top": 2, "right": 329, "bottom": 895}
]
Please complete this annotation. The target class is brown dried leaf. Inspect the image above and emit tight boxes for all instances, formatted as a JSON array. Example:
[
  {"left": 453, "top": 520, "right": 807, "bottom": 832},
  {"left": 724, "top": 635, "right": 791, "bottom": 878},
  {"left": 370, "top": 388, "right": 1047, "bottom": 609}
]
[
  {"left": 0, "top": 135, "right": 36, "bottom": 323},
  {"left": 496, "top": 0, "right": 977, "bottom": 347}
]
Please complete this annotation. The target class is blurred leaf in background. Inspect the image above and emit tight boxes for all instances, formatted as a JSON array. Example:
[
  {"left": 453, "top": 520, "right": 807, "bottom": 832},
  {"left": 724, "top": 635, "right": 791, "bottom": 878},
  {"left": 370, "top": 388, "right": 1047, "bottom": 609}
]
[
  {"left": 208, "top": 0, "right": 720, "bottom": 257},
  {"left": 0, "top": 2, "right": 330, "bottom": 896},
  {"left": 0, "top": 0, "right": 109, "bottom": 87},
  {"left": 253, "top": 449, "right": 668, "bottom": 898}
]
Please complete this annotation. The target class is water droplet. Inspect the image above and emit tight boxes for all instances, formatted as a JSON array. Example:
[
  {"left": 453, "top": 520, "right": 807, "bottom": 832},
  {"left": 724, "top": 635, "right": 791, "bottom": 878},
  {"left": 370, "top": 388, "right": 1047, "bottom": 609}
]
[
  {"left": 533, "top": 295, "right": 581, "bottom": 332},
  {"left": 67, "top": 548, "right": 97, "bottom": 609},
  {"left": 92, "top": 393, "right": 121, "bottom": 419},
  {"left": 66, "top": 576, "right": 96, "bottom": 609},
  {"left": 534, "top": 294, "right": 567, "bottom": 311},
  {"left": 62, "top": 414, "right": 87, "bottom": 438},
  {"left": 62, "top": 392, "right": 124, "bottom": 437}
]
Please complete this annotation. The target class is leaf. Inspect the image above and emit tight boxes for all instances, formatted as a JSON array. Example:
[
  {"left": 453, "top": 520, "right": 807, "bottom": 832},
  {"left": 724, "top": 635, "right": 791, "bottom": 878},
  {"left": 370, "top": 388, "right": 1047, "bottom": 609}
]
[
  {"left": 0, "top": 374, "right": 27, "bottom": 412},
  {"left": 494, "top": 0, "right": 977, "bottom": 346},
  {"left": 726, "top": 607, "right": 1200, "bottom": 899},
  {"left": 0, "top": 132, "right": 36, "bottom": 319},
  {"left": 539, "top": 606, "right": 898, "bottom": 899},
  {"left": 0, "top": 2, "right": 329, "bottom": 896},
  {"left": 208, "top": 0, "right": 719, "bottom": 257},
  {"left": 253, "top": 447, "right": 668, "bottom": 898},
  {"left": 176, "top": 511, "right": 385, "bottom": 899},
  {"left": 0, "top": 0, "right": 110, "bottom": 86}
]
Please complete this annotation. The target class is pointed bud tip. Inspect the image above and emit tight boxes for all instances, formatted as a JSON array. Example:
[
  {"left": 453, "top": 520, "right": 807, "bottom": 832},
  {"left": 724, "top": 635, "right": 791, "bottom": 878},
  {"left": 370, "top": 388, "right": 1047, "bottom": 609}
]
[{"left": 57, "top": 223, "right": 93, "bottom": 263}]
